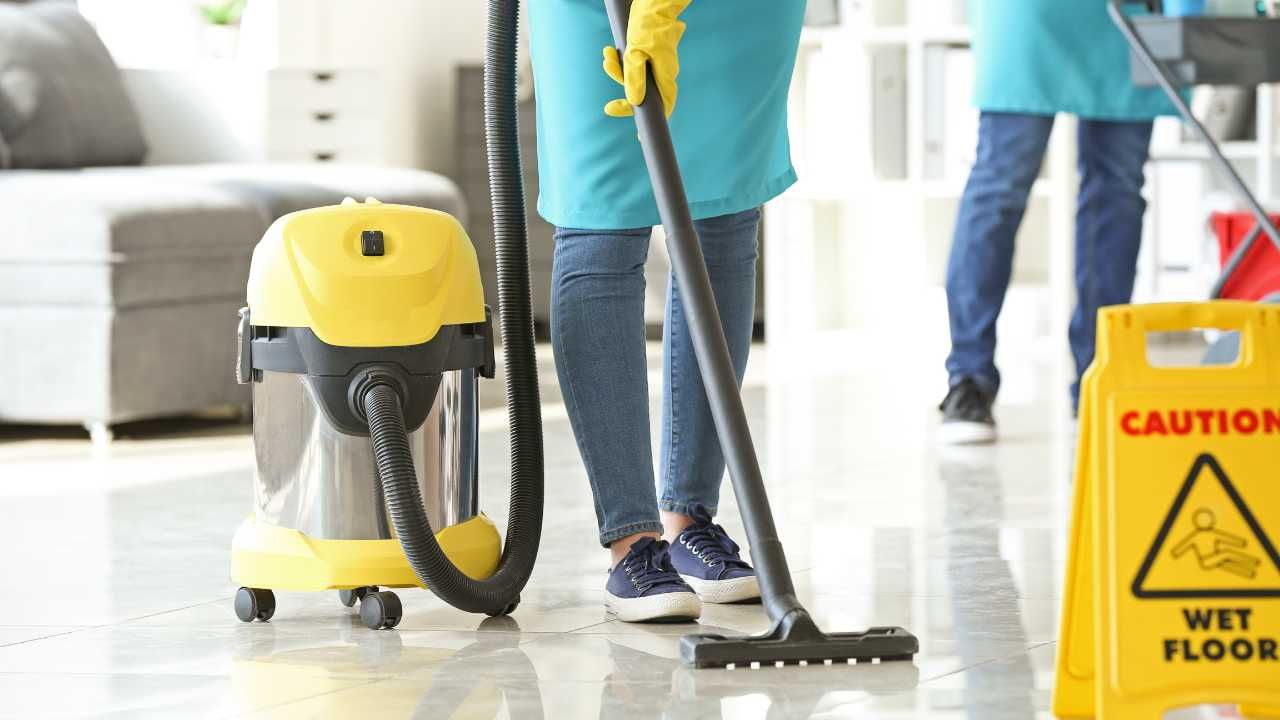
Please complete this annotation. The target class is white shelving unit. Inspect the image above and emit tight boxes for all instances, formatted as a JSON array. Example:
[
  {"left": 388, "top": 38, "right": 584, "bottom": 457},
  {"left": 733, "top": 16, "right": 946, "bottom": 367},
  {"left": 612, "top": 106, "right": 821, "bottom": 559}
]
[{"left": 767, "top": 1, "right": 1078, "bottom": 364}]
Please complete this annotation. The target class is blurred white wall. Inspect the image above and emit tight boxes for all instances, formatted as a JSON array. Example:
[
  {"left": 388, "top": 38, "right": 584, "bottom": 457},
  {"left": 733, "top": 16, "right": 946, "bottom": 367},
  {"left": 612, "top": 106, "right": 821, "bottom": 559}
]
[
  {"left": 403, "top": 1, "right": 491, "bottom": 176},
  {"left": 79, "top": 0, "right": 206, "bottom": 67}
]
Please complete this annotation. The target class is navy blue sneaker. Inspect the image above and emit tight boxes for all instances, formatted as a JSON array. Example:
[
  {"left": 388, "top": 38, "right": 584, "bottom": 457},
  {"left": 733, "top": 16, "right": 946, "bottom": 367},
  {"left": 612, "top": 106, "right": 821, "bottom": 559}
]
[
  {"left": 605, "top": 537, "right": 702, "bottom": 622},
  {"left": 670, "top": 504, "right": 760, "bottom": 604}
]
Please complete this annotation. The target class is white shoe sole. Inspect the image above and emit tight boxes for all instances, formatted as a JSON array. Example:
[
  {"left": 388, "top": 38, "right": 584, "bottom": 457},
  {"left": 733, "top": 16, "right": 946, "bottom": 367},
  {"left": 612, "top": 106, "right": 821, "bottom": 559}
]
[
  {"left": 604, "top": 590, "right": 702, "bottom": 623},
  {"left": 680, "top": 574, "right": 761, "bottom": 604},
  {"left": 939, "top": 420, "right": 997, "bottom": 445}
]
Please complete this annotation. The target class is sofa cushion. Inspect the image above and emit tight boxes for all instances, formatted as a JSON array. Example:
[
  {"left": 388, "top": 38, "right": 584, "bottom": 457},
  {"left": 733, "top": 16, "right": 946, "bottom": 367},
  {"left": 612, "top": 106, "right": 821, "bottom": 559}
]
[
  {"left": 0, "top": 3, "right": 148, "bottom": 168},
  {"left": 0, "top": 164, "right": 468, "bottom": 308}
]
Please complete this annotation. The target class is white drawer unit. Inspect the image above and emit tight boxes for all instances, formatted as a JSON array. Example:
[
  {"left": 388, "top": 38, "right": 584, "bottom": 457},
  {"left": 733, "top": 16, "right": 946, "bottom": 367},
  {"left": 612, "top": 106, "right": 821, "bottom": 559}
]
[
  {"left": 268, "top": 147, "right": 382, "bottom": 165},
  {"left": 257, "top": 68, "right": 384, "bottom": 164},
  {"left": 264, "top": 106, "right": 381, "bottom": 159},
  {"left": 265, "top": 68, "right": 379, "bottom": 112}
]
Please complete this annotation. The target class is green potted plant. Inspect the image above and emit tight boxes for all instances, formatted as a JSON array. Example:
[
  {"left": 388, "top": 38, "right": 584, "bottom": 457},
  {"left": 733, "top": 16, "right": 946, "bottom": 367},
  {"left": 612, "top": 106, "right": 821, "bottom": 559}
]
[{"left": 199, "top": 0, "right": 247, "bottom": 59}]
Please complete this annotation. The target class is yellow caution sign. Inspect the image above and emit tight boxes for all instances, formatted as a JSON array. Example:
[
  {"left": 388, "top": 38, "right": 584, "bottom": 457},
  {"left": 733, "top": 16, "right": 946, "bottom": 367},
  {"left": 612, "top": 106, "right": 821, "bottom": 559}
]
[{"left": 1053, "top": 302, "right": 1280, "bottom": 718}]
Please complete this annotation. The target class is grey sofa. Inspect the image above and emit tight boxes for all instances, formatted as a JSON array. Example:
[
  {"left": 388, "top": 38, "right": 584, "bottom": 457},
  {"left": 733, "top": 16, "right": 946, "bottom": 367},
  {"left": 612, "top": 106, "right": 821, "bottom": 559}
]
[{"left": 0, "top": 4, "right": 466, "bottom": 439}]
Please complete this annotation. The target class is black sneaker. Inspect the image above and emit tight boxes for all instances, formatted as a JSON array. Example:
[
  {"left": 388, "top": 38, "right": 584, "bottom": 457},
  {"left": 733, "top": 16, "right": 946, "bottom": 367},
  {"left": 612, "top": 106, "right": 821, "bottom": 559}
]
[{"left": 938, "top": 378, "right": 997, "bottom": 445}]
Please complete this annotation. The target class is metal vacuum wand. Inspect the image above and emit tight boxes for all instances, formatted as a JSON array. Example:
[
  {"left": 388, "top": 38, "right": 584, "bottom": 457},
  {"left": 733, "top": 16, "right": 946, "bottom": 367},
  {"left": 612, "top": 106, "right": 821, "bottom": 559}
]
[{"left": 602, "top": 0, "right": 919, "bottom": 668}]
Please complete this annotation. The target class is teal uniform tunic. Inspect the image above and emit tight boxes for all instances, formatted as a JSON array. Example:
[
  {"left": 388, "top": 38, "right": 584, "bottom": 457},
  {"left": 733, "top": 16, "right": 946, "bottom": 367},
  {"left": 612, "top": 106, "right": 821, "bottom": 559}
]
[
  {"left": 970, "top": 0, "right": 1176, "bottom": 120},
  {"left": 528, "top": 0, "right": 805, "bottom": 230}
]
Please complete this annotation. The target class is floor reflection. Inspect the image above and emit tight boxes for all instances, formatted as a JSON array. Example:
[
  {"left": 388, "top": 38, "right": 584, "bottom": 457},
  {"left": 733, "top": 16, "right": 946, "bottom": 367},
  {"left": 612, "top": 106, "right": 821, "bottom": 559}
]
[
  {"left": 227, "top": 615, "right": 922, "bottom": 718},
  {"left": 938, "top": 445, "right": 1042, "bottom": 718},
  {"left": 408, "top": 617, "right": 545, "bottom": 719},
  {"left": 230, "top": 616, "right": 546, "bottom": 718}
]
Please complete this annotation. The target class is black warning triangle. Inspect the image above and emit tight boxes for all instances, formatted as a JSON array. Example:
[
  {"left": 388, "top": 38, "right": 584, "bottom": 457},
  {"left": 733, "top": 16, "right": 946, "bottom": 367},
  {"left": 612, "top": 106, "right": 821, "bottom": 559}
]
[{"left": 1132, "top": 453, "right": 1280, "bottom": 599}]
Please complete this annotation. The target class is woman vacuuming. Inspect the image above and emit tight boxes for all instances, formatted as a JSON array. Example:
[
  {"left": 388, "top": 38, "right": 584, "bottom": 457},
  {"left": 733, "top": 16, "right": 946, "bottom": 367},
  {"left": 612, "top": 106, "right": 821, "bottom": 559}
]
[{"left": 528, "top": 0, "right": 804, "bottom": 622}]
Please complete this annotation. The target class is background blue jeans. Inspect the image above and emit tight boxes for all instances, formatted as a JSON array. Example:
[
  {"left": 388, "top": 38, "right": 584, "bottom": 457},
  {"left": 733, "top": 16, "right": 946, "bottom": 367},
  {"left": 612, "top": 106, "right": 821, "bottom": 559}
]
[
  {"left": 945, "top": 112, "right": 1153, "bottom": 407},
  {"left": 551, "top": 209, "right": 760, "bottom": 547}
]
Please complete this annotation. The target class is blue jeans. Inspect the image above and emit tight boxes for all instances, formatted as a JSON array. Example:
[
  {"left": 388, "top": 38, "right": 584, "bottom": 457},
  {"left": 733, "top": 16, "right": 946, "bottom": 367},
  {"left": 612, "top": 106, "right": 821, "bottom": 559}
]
[
  {"left": 551, "top": 209, "right": 760, "bottom": 547},
  {"left": 945, "top": 112, "right": 1153, "bottom": 406}
]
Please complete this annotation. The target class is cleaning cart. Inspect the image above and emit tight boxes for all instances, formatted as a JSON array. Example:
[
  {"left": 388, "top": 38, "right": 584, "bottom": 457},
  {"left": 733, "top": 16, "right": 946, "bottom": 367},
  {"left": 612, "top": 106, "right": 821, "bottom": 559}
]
[{"left": 1110, "top": 0, "right": 1280, "bottom": 303}]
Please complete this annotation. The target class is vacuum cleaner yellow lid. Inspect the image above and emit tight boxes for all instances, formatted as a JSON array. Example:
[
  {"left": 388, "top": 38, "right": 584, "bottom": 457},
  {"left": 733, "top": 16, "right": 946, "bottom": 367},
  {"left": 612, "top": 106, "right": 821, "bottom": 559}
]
[{"left": 247, "top": 199, "right": 486, "bottom": 347}]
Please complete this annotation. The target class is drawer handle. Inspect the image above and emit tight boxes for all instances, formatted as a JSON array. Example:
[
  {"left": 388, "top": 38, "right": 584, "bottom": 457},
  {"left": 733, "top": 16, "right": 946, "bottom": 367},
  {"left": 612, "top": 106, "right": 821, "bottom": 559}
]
[
  {"left": 313, "top": 112, "right": 335, "bottom": 122},
  {"left": 313, "top": 152, "right": 336, "bottom": 162},
  {"left": 312, "top": 72, "right": 335, "bottom": 83}
]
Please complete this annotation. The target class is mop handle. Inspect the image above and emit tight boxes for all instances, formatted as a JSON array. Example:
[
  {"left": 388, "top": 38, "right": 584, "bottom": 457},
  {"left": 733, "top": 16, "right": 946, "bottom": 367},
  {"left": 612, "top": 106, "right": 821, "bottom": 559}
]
[{"left": 602, "top": 0, "right": 801, "bottom": 621}]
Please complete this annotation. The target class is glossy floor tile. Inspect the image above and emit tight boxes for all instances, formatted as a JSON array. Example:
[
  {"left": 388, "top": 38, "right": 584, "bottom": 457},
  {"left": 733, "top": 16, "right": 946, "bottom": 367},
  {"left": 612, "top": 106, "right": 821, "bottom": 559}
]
[{"left": 0, "top": 338, "right": 1225, "bottom": 718}]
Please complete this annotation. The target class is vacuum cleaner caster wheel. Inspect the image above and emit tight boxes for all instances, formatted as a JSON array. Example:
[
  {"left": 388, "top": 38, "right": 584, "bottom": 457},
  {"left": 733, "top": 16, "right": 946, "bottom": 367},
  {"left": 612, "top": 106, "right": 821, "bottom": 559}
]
[
  {"left": 360, "top": 591, "right": 402, "bottom": 630},
  {"left": 338, "top": 586, "right": 378, "bottom": 608},
  {"left": 234, "top": 587, "right": 276, "bottom": 622},
  {"left": 485, "top": 594, "right": 520, "bottom": 618}
]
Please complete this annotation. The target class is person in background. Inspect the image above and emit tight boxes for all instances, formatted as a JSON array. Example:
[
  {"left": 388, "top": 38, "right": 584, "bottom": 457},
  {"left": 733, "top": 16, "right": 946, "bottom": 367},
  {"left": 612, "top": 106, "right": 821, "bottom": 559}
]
[
  {"left": 528, "top": 0, "right": 805, "bottom": 621},
  {"left": 938, "top": 0, "right": 1176, "bottom": 444}
]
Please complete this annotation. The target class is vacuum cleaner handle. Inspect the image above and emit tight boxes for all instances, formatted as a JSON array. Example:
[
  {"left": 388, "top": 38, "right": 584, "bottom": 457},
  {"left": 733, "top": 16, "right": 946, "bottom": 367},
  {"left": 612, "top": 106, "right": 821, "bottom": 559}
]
[{"left": 602, "top": 0, "right": 800, "bottom": 622}]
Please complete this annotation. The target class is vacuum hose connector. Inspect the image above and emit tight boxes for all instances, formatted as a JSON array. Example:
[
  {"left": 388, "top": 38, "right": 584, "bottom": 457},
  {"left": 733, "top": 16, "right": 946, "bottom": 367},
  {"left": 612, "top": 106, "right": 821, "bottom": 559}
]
[{"left": 362, "top": 0, "right": 543, "bottom": 617}]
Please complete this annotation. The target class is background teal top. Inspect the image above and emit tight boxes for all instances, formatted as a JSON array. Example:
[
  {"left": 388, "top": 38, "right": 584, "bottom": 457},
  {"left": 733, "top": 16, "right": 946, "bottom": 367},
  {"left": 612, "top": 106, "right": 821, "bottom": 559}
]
[
  {"left": 970, "top": 0, "right": 1177, "bottom": 120},
  {"left": 528, "top": 0, "right": 805, "bottom": 230}
]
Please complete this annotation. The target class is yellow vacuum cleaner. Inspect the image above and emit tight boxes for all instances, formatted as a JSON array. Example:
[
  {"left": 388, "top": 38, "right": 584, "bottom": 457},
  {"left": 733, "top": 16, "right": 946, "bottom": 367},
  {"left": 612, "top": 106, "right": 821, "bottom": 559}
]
[
  {"left": 229, "top": 0, "right": 542, "bottom": 628},
  {"left": 230, "top": 197, "right": 539, "bottom": 628}
]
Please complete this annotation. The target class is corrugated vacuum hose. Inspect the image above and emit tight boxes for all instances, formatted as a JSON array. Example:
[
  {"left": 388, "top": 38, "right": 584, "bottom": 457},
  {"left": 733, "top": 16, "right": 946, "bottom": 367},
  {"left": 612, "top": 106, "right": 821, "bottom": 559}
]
[{"left": 362, "top": 0, "right": 542, "bottom": 618}]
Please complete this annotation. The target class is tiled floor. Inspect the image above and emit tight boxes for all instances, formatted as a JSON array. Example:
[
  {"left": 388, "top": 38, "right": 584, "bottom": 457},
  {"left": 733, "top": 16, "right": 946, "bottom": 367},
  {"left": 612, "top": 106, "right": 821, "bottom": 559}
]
[{"left": 0, "top": 337, "right": 1230, "bottom": 718}]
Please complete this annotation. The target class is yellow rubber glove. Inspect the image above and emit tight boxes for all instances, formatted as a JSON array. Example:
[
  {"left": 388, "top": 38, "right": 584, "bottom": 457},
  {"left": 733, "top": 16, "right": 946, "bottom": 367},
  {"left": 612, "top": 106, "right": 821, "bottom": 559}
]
[{"left": 602, "top": 0, "right": 693, "bottom": 118}]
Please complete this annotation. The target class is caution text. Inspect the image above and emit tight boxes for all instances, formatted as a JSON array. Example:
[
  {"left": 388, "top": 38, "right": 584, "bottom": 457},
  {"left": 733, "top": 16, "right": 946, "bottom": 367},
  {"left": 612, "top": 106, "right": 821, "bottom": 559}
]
[{"left": 1121, "top": 408, "right": 1280, "bottom": 437}]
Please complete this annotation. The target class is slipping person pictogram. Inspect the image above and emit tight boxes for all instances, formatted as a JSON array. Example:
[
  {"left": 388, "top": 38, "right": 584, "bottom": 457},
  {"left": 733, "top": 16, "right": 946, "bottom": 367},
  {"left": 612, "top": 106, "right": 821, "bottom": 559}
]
[
  {"left": 1171, "top": 508, "right": 1262, "bottom": 580},
  {"left": 1132, "top": 454, "right": 1280, "bottom": 599}
]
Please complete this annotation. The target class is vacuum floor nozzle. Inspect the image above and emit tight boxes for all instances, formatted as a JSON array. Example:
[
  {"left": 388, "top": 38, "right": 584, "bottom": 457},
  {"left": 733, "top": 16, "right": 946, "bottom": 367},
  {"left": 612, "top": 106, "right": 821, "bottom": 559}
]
[{"left": 679, "top": 610, "right": 919, "bottom": 669}]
